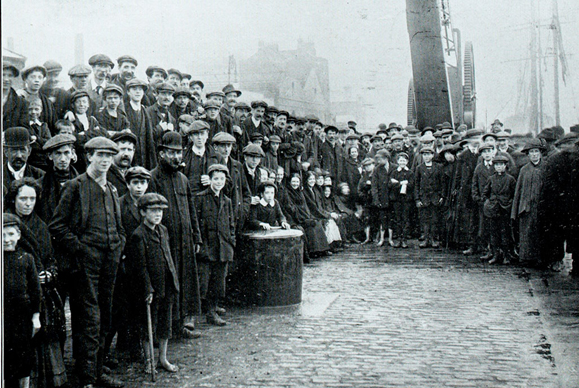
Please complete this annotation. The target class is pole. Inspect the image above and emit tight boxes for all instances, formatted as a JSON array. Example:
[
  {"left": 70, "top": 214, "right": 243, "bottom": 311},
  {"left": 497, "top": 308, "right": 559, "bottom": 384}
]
[
  {"left": 552, "top": 0, "right": 560, "bottom": 126},
  {"left": 147, "top": 302, "right": 156, "bottom": 382}
]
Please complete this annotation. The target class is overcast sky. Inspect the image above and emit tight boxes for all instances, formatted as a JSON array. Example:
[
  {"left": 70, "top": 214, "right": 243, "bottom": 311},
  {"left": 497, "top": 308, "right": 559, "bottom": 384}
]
[{"left": 3, "top": 0, "right": 579, "bottom": 131}]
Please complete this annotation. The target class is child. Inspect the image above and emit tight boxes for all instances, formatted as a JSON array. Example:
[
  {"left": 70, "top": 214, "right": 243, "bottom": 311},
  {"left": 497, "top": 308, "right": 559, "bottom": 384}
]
[
  {"left": 125, "top": 193, "right": 180, "bottom": 374},
  {"left": 248, "top": 180, "right": 291, "bottom": 231},
  {"left": 471, "top": 144, "right": 495, "bottom": 258},
  {"left": 371, "top": 149, "right": 393, "bottom": 246},
  {"left": 195, "top": 164, "right": 236, "bottom": 326},
  {"left": 389, "top": 152, "right": 414, "bottom": 248},
  {"left": 27, "top": 97, "right": 53, "bottom": 170},
  {"left": 414, "top": 146, "right": 444, "bottom": 248},
  {"left": 96, "top": 84, "right": 131, "bottom": 136},
  {"left": 3, "top": 213, "right": 42, "bottom": 388},
  {"left": 482, "top": 152, "right": 517, "bottom": 264},
  {"left": 358, "top": 157, "right": 377, "bottom": 244}
]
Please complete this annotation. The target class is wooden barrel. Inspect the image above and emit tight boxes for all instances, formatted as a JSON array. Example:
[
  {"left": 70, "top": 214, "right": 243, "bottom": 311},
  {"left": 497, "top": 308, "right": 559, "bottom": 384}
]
[{"left": 232, "top": 229, "right": 303, "bottom": 307}]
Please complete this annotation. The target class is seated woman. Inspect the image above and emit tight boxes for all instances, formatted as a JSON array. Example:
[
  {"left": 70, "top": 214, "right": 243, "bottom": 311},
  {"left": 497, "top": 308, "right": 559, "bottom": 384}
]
[
  {"left": 248, "top": 180, "right": 291, "bottom": 231},
  {"left": 321, "top": 182, "right": 364, "bottom": 243},
  {"left": 284, "top": 174, "right": 331, "bottom": 258},
  {"left": 303, "top": 171, "right": 342, "bottom": 250}
]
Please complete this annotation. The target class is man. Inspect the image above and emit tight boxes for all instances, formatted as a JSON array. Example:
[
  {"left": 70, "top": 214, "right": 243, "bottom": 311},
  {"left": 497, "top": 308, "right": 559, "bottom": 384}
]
[
  {"left": 18, "top": 65, "right": 57, "bottom": 133},
  {"left": 41, "top": 60, "right": 71, "bottom": 119},
  {"left": 38, "top": 133, "right": 79, "bottom": 222},
  {"left": 206, "top": 91, "right": 234, "bottom": 134},
  {"left": 2, "top": 64, "right": 29, "bottom": 129},
  {"left": 490, "top": 119, "right": 503, "bottom": 133},
  {"left": 242, "top": 101, "right": 270, "bottom": 148},
  {"left": 181, "top": 73, "right": 192, "bottom": 88},
  {"left": 170, "top": 87, "right": 194, "bottom": 121},
  {"left": 319, "top": 125, "right": 344, "bottom": 182},
  {"left": 221, "top": 84, "right": 241, "bottom": 119},
  {"left": 167, "top": 68, "right": 183, "bottom": 88},
  {"left": 183, "top": 120, "right": 212, "bottom": 194},
  {"left": 348, "top": 120, "right": 359, "bottom": 135},
  {"left": 146, "top": 82, "right": 176, "bottom": 145},
  {"left": 124, "top": 78, "right": 157, "bottom": 169},
  {"left": 107, "top": 130, "right": 137, "bottom": 196},
  {"left": 263, "top": 135, "right": 281, "bottom": 172},
  {"left": 110, "top": 55, "right": 137, "bottom": 91},
  {"left": 49, "top": 137, "right": 126, "bottom": 388},
  {"left": 68, "top": 64, "right": 92, "bottom": 94},
  {"left": 209, "top": 132, "right": 251, "bottom": 231},
  {"left": 148, "top": 132, "right": 202, "bottom": 337},
  {"left": 242, "top": 144, "right": 265, "bottom": 200},
  {"left": 190, "top": 80, "right": 205, "bottom": 102},
  {"left": 203, "top": 100, "right": 229, "bottom": 140},
  {"left": 3, "top": 127, "right": 45, "bottom": 191},
  {"left": 366, "top": 135, "right": 384, "bottom": 159},
  {"left": 144, "top": 65, "right": 168, "bottom": 107},
  {"left": 271, "top": 110, "right": 289, "bottom": 143},
  {"left": 265, "top": 106, "right": 278, "bottom": 127},
  {"left": 88, "top": 54, "right": 115, "bottom": 112}
]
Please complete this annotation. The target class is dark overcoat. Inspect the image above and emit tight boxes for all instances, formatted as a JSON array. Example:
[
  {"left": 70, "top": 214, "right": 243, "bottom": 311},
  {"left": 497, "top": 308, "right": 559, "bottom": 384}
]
[
  {"left": 482, "top": 172, "right": 516, "bottom": 219},
  {"left": 414, "top": 163, "right": 444, "bottom": 205},
  {"left": 3, "top": 88, "right": 29, "bottom": 129},
  {"left": 371, "top": 164, "right": 390, "bottom": 208},
  {"left": 195, "top": 189, "right": 235, "bottom": 262}
]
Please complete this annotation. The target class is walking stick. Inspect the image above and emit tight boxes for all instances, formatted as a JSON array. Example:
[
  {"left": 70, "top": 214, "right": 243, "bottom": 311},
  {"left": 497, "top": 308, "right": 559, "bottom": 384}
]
[{"left": 146, "top": 301, "right": 156, "bottom": 382}]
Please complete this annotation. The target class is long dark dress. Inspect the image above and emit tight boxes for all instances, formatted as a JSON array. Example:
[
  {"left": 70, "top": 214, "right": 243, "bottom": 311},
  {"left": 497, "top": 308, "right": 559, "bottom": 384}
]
[
  {"left": 285, "top": 184, "right": 329, "bottom": 254},
  {"left": 511, "top": 160, "right": 544, "bottom": 265},
  {"left": 341, "top": 157, "right": 362, "bottom": 202}
]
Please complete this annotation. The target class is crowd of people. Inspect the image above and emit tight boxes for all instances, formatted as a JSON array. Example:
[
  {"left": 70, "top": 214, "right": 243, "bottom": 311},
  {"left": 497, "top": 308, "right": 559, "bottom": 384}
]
[{"left": 3, "top": 54, "right": 579, "bottom": 388}]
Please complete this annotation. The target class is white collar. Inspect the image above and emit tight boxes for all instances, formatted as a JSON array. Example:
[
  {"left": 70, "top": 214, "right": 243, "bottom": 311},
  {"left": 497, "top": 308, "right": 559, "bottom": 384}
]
[
  {"left": 397, "top": 166, "right": 409, "bottom": 172},
  {"left": 7, "top": 163, "right": 26, "bottom": 179},
  {"left": 260, "top": 198, "right": 275, "bottom": 207},
  {"left": 251, "top": 116, "right": 261, "bottom": 127},
  {"left": 192, "top": 146, "right": 205, "bottom": 156},
  {"left": 30, "top": 119, "right": 42, "bottom": 126},
  {"left": 129, "top": 100, "right": 141, "bottom": 111}
]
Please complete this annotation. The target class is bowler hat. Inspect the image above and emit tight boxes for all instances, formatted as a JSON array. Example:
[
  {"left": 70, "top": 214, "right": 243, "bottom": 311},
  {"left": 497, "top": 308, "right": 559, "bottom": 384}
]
[
  {"left": 348, "top": 120, "right": 357, "bottom": 127},
  {"left": 4, "top": 127, "right": 32, "bottom": 147},
  {"left": 22, "top": 65, "right": 47, "bottom": 80},
  {"left": 145, "top": 66, "right": 167, "bottom": 79},
  {"left": 420, "top": 133, "right": 436, "bottom": 143},
  {"left": 68, "top": 64, "right": 92, "bottom": 77},
  {"left": 137, "top": 193, "right": 168, "bottom": 210},
  {"left": 88, "top": 54, "right": 114, "bottom": 68},
  {"left": 521, "top": 138, "right": 546, "bottom": 153},
  {"left": 207, "top": 163, "right": 230, "bottom": 176},
  {"left": 85, "top": 136, "right": 119, "bottom": 154},
  {"left": 267, "top": 106, "right": 279, "bottom": 114},
  {"left": 3, "top": 63, "right": 20, "bottom": 77},
  {"left": 222, "top": 84, "right": 241, "bottom": 97},
  {"left": 110, "top": 129, "right": 137, "bottom": 144},
  {"left": 125, "top": 166, "right": 151, "bottom": 182},
  {"left": 243, "top": 144, "right": 265, "bottom": 157},
  {"left": 158, "top": 132, "right": 183, "bottom": 151},
  {"left": 482, "top": 133, "right": 497, "bottom": 142},
  {"left": 43, "top": 60, "right": 63, "bottom": 74},
  {"left": 370, "top": 135, "right": 383, "bottom": 142},
  {"left": 251, "top": 100, "right": 268, "bottom": 109},
  {"left": 391, "top": 133, "right": 404, "bottom": 141},
  {"left": 441, "top": 121, "right": 453, "bottom": 130},
  {"left": 212, "top": 132, "right": 236, "bottom": 144},
  {"left": 324, "top": 125, "right": 339, "bottom": 134},
  {"left": 43, "top": 134, "right": 76, "bottom": 151},
  {"left": 117, "top": 55, "right": 138, "bottom": 67}
]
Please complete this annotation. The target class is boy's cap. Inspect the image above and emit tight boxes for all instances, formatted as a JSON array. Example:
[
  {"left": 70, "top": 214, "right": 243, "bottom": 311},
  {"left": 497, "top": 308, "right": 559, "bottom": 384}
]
[
  {"left": 243, "top": 144, "right": 265, "bottom": 157},
  {"left": 84, "top": 137, "right": 120, "bottom": 154},
  {"left": 68, "top": 64, "right": 92, "bottom": 77},
  {"left": 145, "top": 65, "right": 167, "bottom": 78},
  {"left": 212, "top": 132, "right": 236, "bottom": 144},
  {"left": 186, "top": 120, "right": 210, "bottom": 135},
  {"left": 103, "top": 84, "right": 123, "bottom": 96},
  {"left": 397, "top": 152, "right": 409, "bottom": 160},
  {"left": 493, "top": 152, "right": 510, "bottom": 163},
  {"left": 3, "top": 213, "right": 22, "bottom": 228},
  {"left": 207, "top": 163, "right": 229, "bottom": 176},
  {"left": 420, "top": 146, "right": 435, "bottom": 154},
  {"left": 43, "top": 134, "right": 76, "bottom": 151},
  {"left": 361, "top": 157, "right": 375, "bottom": 166},
  {"left": 479, "top": 143, "right": 494, "bottom": 152},
  {"left": 126, "top": 78, "right": 148, "bottom": 91},
  {"left": 137, "top": 193, "right": 168, "bottom": 209},
  {"left": 125, "top": 166, "right": 151, "bottom": 182},
  {"left": 70, "top": 90, "right": 90, "bottom": 103},
  {"left": 22, "top": 65, "right": 47, "bottom": 80}
]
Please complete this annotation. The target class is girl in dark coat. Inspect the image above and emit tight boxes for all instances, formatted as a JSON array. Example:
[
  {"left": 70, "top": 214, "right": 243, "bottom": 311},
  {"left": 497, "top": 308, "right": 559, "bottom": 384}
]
[
  {"left": 303, "top": 171, "right": 342, "bottom": 247},
  {"left": 247, "top": 180, "right": 291, "bottom": 231},
  {"left": 285, "top": 174, "right": 330, "bottom": 257},
  {"left": 341, "top": 146, "right": 362, "bottom": 202}
]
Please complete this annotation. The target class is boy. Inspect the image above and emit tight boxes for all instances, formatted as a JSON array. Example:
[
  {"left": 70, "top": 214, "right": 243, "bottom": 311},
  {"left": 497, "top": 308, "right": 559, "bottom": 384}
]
[
  {"left": 96, "top": 84, "right": 131, "bottom": 136},
  {"left": 482, "top": 153, "right": 517, "bottom": 264},
  {"left": 125, "top": 193, "right": 180, "bottom": 374},
  {"left": 358, "top": 157, "right": 377, "bottom": 244},
  {"left": 248, "top": 180, "right": 291, "bottom": 230},
  {"left": 389, "top": 152, "right": 414, "bottom": 248},
  {"left": 195, "top": 164, "right": 236, "bottom": 326},
  {"left": 371, "top": 149, "right": 393, "bottom": 246},
  {"left": 27, "top": 97, "right": 53, "bottom": 170},
  {"left": 471, "top": 144, "right": 495, "bottom": 259},
  {"left": 414, "top": 146, "right": 444, "bottom": 248}
]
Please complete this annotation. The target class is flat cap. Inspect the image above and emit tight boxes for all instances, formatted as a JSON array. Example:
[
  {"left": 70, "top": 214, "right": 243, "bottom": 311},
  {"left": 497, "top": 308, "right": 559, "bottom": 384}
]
[
  {"left": 361, "top": 157, "right": 375, "bottom": 166},
  {"left": 145, "top": 66, "right": 167, "bottom": 79},
  {"left": 204, "top": 100, "right": 221, "bottom": 110},
  {"left": 554, "top": 132, "right": 579, "bottom": 146},
  {"left": 420, "top": 133, "right": 436, "bottom": 143},
  {"left": 43, "top": 134, "right": 76, "bottom": 151},
  {"left": 179, "top": 114, "right": 195, "bottom": 125},
  {"left": 420, "top": 146, "right": 435, "bottom": 154},
  {"left": 186, "top": 120, "right": 210, "bottom": 135},
  {"left": 269, "top": 135, "right": 282, "bottom": 143},
  {"left": 181, "top": 73, "right": 192, "bottom": 80},
  {"left": 3, "top": 213, "right": 22, "bottom": 228},
  {"left": 375, "top": 149, "right": 391, "bottom": 159},
  {"left": 137, "top": 193, "right": 168, "bottom": 210},
  {"left": 43, "top": 60, "right": 63, "bottom": 73},
  {"left": 156, "top": 82, "right": 175, "bottom": 93},
  {"left": 493, "top": 152, "right": 510, "bottom": 163},
  {"left": 70, "top": 90, "right": 90, "bottom": 103},
  {"left": 167, "top": 68, "right": 183, "bottom": 79},
  {"left": 206, "top": 91, "right": 226, "bottom": 99},
  {"left": 250, "top": 132, "right": 264, "bottom": 142},
  {"left": 3, "top": 63, "right": 20, "bottom": 77},
  {"left": 84, "top": 136, "right": 119, "bottom": 154},
  {"left": 439, "top": 144, "right": 458, "bottom": 155},
  {"left": 324, "top": 125, "right": 339, "bottom": 133},
  {"left": 4, "top": 127, "right": 32, "bottom": 147},
  {"left": 370, "top": 135, "right": 384, "bottom": 142},
  {"left": 251, "top": 100, "right": 268, "bottom": 109},
  {"left": 346, "top": 134, "right": 360, "bottom": 141},
  {"left": 158, "top": 131, "right": 183, "bottom": 151},
  {"left": 125, "top": 166, "right": 151, "bottom": 182},
  {"left": 126, "top": 78, "right": 148, "bottom": 91},
  {"left": 22, "top": 65, "right": 47, "bottom": 79},
  {"left": 396, "top": 152, "right": 409, "bottom": 160},
  {"left": 117, "top": 55, "right": 138, "bottom": 66},
  {"left": 103, "top": 84, "right": 123, "bottom": 96},
  {"left": 110, "top": 129, "right": 137, "bottom": 144},
  {"left": 360, "top": 132, "right": 372, "bottom": 139},
  {"left": 433, "top": 130, "right": 443, "bottom": 138},
  {"left": 190, "top": 80, "right": 204, "bottom": 89},
  {"left": 243, "top": 144, "right": 265, "bottom": 157},
  {"left": 68, "top": 64, "right": 92, "bottom": 77},
  {"left": 234, "top": 102, "right": 251, "bottom": 110},
  {"left": 212, "top": 132, "right": 236, "bottom": 144},
  {"left": 496, "top": 131, "right": 511, "bottom": 139},
  {"left": 88, "top": 54, "right": 114, "bottom": 67},
  {"left": 463, "top": 128, "right": 483, "bottom": 139},
  {"left": 174, "top": 87, "right": 192, "bottom": 98},
  {"left": 207, "top": 163, "right": 230, "bottom": 176},
  {"left": 479, "top": 143, "right": 494, "bottom": 152},
  {"left": 391, "top": 133, "right": 404, "bottom": 141},
  {"left": 222, "top": 84, "right": 241, "bottom": 97}
]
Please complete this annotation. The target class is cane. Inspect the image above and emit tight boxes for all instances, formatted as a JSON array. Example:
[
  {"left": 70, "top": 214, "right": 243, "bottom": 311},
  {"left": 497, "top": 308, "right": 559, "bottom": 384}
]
[{"left": 146, "top": 301, "right": 156, "bottom": 382}]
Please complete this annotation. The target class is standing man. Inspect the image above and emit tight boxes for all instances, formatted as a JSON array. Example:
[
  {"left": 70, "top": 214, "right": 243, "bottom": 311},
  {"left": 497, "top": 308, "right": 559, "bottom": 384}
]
[
  {"left": 18, "top": 65, "right": 57, "bottom": 133},
  {"left": 41, "top": 60, "right": 70, "bottom": 119},
  {"left": 148, "top": 132, "right": 203, "bottom": 337},
  {"left": 3, "top": 64, "right": 29, "bottom": 129},
  {"left": 107, "top": 130, "right": 137, "bottom": 197},
  {"left": 143, "top": 65, "right": 168, "bottom": 107},
  {"left": 124, "top": 78, "right": 157, "bottom": 169},
  {"left": 110, "top": 55, "right": 137, "bottom": 91},
  {"left": 146, "top": 82, "right": 176, "bottom": 145},
  {"left": 183, "top": 120, "right": 212, "bottom": 194},
  {"left": 221, "top": 84, "right": 241, "bottom": 119},
  {"left": 319, "top": 125, "right": 344, "bottom": 183},
  {"left": 88, "top": 54, "right": 115, "bottom": 113},
  {"left": 241, "top": 101, "right": 270, "bottom": 148},
  {"left": 49, "top": 137, "right": 126, "bottom": 388},
  {"left": 242, "top": 144, "right": 266, "bottom": 196},
  {"left": 167, "top": 69, "right": 183, "bottom": 88},
  {"left": 348, "top": 120, "right": 359, "bottom": 135},
  {"left": 3, "top": 127, "right": 45, "bottom": 191}
]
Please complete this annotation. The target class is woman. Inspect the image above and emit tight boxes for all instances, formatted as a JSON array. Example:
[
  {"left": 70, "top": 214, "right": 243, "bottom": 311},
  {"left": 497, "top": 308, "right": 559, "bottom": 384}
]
[
  {"left": 341, "top": 146, "right": 362, "bottom": 203},
  {"left": 322, "top": 182, "right": 363, "bottom": 243},
  {"left": 5, "top": 178, "right": 67, "bottom": 388},
  {"left": 303, "top": 171, "right": 342, "bottom": 249},
  {"left": 511, "top": 139, "right": 546, "bottom": 266},
  {"left": 285, "top": 174, "right": 331, "bottom": 258}
]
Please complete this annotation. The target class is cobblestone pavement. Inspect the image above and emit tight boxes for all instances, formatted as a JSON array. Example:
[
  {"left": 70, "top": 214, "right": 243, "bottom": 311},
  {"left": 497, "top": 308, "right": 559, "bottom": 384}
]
[{"left": 78, "top": 242, "right": 579, "bottom": 387}]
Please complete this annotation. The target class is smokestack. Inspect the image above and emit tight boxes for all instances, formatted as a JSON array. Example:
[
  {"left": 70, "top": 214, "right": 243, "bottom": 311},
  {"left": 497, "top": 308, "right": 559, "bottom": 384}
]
[{"left": 75, "top": 33, "right": 84, "bottom": 65}]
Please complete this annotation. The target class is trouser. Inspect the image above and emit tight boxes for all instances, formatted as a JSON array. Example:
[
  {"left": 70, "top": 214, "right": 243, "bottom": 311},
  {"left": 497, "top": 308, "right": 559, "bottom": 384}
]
[
  {"left": 393, "top": 201, "right": 411, "bottom": 240},
  {"left": 489, "top": 213, "right": 513, "bottom": 258},
  {"left": 419, "top": 205, "right": 439, "bottom": 241},
  {"left": 70, "top": 245, "right": 120, "bottom": 386},
  {"left": 198, "top": 261, "right": 229, "bottom": 312},
  {"left": 478, "top": 206, "right": 491, "bottom": 250}
]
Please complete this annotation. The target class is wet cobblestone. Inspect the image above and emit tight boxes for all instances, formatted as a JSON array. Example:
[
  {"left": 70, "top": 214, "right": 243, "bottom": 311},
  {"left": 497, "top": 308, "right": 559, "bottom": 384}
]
[{"left": 91, "top": 243, "right": 578, "bottom": 387}]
